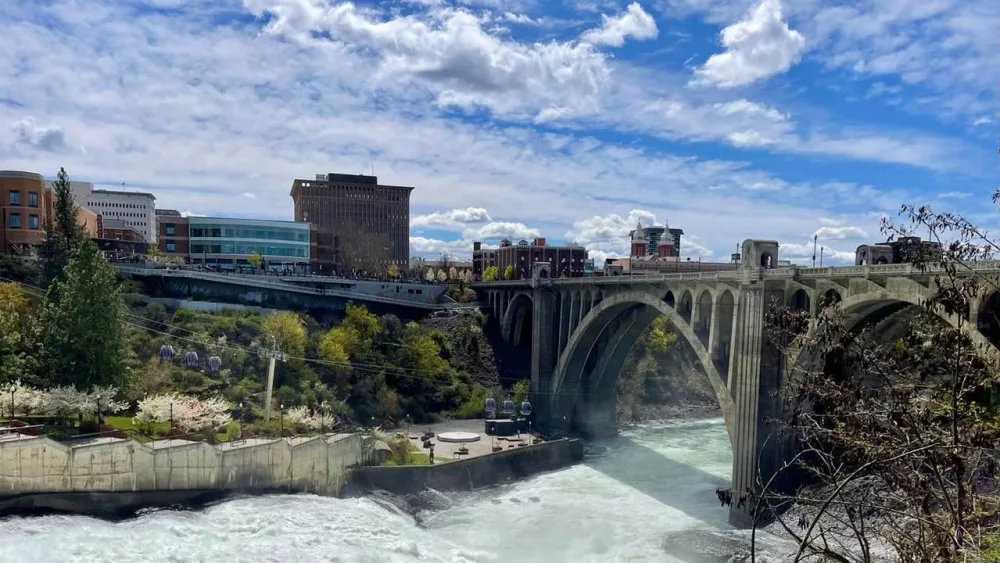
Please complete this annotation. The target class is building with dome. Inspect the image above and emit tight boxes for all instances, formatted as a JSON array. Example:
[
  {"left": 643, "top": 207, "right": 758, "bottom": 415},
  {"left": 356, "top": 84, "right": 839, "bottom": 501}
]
[{"left": 628, "top": 220, "right": 683, "bottom": 259}]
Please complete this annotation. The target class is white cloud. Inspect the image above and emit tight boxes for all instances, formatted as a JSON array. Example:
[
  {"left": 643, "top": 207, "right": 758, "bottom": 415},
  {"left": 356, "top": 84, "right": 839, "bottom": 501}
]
[
  {"left": 692, "top": 0, "right": 805, "bottom": 88},
  {"left": 241, "top": 192, "right": 257, "bottom": 199},
  {"left": 581, "top": 2, "right": 659, "bottom": 47},
  {"left": 779, "top": 240, "right": 854, "bottom": 265},
  {"left": 814, "top": 225, "right": 868, "bottom": 240},
  {"left": 463, "top": 221, "right": 540, "bottom": 242},
  {"left": 411, "top": 207, "right": 492, "bottom": 229},
  {"left": 972, "top": 116, "right": 993, "bottom": 127},
  {"left": 179, "top": 210, "right": 207, "bottom": 218},
  {"left": 11, "top": 117, "right": 70, "bottom": 153},
  {"left": 244, "top": 0, "right": 613, "bottom": 120}
]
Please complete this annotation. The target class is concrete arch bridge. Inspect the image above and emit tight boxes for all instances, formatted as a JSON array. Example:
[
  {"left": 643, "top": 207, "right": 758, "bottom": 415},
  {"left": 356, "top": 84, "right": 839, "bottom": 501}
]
[{"left": 475, "top": 240, "right": 1000, "bottom": 526}]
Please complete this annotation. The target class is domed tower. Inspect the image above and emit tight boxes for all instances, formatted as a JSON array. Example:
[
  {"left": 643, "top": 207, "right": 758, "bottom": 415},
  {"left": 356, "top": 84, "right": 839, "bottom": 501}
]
[
  {"left": 630, "top": 219, "right": 647, "bottom": 258},
  {"left": 657, "top": 219, "right": 675, "bottom": 258}
]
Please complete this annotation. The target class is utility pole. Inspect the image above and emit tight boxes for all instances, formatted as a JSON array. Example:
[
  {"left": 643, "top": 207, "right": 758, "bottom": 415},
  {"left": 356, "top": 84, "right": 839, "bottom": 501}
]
[
  {"left": 820, "top": 246, "right": 825, "bottom": 267},
  {"left": 259, "top": 337, "right": 288, "bottom": 421},
  {"left": 812, "top": 234, "right": 818, "bottom": 267}
]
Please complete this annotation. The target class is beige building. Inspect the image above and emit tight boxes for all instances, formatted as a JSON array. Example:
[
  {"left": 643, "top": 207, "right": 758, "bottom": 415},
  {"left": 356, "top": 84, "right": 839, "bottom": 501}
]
[{"left": 290, "top": 173, "right": 412, "bottom": 272}]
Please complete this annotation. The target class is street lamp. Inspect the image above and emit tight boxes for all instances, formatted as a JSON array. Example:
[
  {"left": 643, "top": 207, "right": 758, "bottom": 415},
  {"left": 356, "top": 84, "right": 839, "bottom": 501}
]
[
  {"left": 95, "top": 394, "right": 102, "bottom": 427},
  {"left": 279, "top": 404, "right": 284, "bottom": 435},
  {"left": 8, "top": 385, "right": 15, "bottom": 422},
  {"left": 238, "top": 402, "right": 244, "bottom": 440}
]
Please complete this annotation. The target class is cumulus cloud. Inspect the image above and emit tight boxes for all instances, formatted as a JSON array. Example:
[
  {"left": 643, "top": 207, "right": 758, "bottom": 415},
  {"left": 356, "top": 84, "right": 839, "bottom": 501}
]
[
  {"left": 241, "top": 192, "right": 257, "bottom": 199},
  {"left": 693, "top": 0, "right": 805, "bottom": 88},
  {"left": 244, "top": 0, "right": 612, "bottom": 120},
  {"left": 463, "top": 221, "right": 541, "bottom": 242},
  {"left": 814, "top": 225, "right": 867, "bottom": 240},
  {"left": 582, "top": 2, "right": 658, "bottom": 47},
  {"left": 566, "top": 209, "right": 658, "bottom": 249},
  {"left": 780, "top": 240, "right": 854, "bottom": 265},
  {"left": 411, "top": 207, "right": 492, "bottom": 229},
  {"left": 11, "top": 117, "right": 70, "bottom": 152}
]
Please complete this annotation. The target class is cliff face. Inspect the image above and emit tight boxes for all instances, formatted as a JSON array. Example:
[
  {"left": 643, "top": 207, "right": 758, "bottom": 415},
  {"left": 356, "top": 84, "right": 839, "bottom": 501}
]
[{"left": 420, "top": 311, "right": 502, "bottom": 388}]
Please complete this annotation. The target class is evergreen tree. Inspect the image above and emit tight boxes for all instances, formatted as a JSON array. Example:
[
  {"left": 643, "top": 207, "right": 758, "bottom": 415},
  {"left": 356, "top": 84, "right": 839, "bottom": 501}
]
[
  {"left": 40, "top": 239, "right": 131, "bottom": 389},
  {"left": 39, "top": 167, "right": 86, "bottom": 286}
]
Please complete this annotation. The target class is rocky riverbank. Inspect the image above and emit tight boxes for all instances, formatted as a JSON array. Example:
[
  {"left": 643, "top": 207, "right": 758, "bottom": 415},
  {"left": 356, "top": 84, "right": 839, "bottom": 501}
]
[{"left": 621, "top": 401, "right": 723, "bottom": 427}]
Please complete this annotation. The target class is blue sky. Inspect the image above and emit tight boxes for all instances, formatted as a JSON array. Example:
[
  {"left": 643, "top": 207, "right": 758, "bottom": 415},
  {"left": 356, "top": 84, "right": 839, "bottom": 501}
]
[{"left": 0, "top": 0, "right": 996, "bottom": 264}]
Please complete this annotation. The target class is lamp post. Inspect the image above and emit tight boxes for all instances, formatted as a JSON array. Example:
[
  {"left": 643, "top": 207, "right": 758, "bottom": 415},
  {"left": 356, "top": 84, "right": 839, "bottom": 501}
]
[
  {"left": 279, "top": 404, "right": 284, "bottom": 435},
  {"left": 95, "top": 394, "right": 102, "bottom": 427},
  {"left": 8, "top": 385, "right": 15, "bottom": 422},
  {"left": 812, "top": 234, "right": 818, "bottom": 267},
  {"left": 238, "top": 402, "right": 244, "bottom": 440}
]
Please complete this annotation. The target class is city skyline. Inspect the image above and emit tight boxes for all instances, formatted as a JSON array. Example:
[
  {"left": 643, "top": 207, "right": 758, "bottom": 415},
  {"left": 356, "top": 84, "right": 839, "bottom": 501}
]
[{"left": 0, "top": 0, "right": 995, "bottom": 264}]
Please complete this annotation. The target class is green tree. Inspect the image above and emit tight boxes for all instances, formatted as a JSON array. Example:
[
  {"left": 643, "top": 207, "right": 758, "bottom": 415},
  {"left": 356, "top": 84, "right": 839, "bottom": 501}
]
[
  {"left": 344, "top": 302, "right": 379, "bottom": 343},
  {"left": 482, "top": 265, "right": 499, "bottom": 282},
  {"left": 39, "top": 167, "right": 87, "bottom": 286},
  {"left": 0, "top": 282, "right": 37, "bottom": 384},
  {"left": 247, "top": 251, "right": 263, "bottom": 270},
  {"left": 387, "top": 263, "right": 400, "bottom": 278},
  {"left": 146, "top": 243, "right": 160, "bottom": 261},
  {"left": 261, "top": 311, "right": 306, "bottom": 357},
  {"left": 502, "top": 264, "right": 514, "bottom": 280},
  {"left": 511, "top": 379, "right": 531, "bottom": 405},
  {"left": 40, "top": 240, "right": 131, "bottom": 389}
]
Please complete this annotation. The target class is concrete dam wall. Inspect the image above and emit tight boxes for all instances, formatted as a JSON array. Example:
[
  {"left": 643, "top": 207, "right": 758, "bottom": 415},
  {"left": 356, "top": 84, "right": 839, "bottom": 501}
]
[{"left": 0, "top": 433, "right": 366, "bottom": 517}]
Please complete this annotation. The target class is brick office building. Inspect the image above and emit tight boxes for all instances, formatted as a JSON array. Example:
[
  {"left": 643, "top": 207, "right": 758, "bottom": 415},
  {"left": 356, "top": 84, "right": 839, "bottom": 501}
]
[
  {"left": 1, "top": 170, "right": 98, "bottom": 256},
  {"left": 290, "top": 173, "right": 412, "bottom": 273},
  {"left": 473, "top": 237, "right": 588, "bottom": 280}
]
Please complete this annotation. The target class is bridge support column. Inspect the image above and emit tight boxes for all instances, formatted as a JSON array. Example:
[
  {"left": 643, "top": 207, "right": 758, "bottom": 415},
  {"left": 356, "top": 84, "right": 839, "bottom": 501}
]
[
  {"left": 727, "top": 283, "right": 786, "bottom": 528},
  {"left": 531, "top": 286, "right": 558, "bottom": 428},
  {"left": 557, "top": 293, "right": 569, "bottom": 359}
]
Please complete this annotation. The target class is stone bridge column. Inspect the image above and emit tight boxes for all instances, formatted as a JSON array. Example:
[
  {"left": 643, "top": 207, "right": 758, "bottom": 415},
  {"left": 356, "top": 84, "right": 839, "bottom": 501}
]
[
  {"left": 532, "top": 287, "right": 557, "bottom": 428},
  {"left": 727, "top": 281, "right": 787, "bottom": 528},
  {"left": 557, "top": 292, "right": 569, "bottom": 358}
]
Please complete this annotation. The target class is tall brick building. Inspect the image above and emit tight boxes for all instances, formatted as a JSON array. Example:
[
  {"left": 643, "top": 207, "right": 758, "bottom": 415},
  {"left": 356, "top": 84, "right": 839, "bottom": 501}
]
[{"left": 290, "top": 173, "right": 412, "bottom": 273}]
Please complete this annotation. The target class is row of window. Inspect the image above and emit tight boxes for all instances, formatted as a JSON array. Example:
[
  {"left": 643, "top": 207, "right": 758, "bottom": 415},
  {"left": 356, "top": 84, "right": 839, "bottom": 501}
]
[
  {"left": 189, "top": 226, "right": 309, "bottom": 243},
  {"left": 6, "top": 213, "right": 40, "bottom": 229},
  {"left": 103, "top": 211, "right": 148, "bottom": 218},
  {"left": 189, "top": 243, "right": 309, "bottom": 258},
  {"left": 7, "top": 191, "right": 39, "bottom": 207},
  {"left": 91, "top": 201, "right": 150, "bottom": 210}
]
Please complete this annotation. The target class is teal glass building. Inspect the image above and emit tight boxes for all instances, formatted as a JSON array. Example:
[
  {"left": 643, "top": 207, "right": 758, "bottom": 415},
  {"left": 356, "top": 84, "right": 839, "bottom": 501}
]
[{"left": 187, "top": 217, "right": 310, "bottom": 271}]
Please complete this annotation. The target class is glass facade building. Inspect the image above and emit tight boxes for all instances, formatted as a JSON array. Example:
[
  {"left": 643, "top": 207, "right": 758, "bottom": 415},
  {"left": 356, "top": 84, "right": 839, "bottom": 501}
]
[{"left": 187, "top": 217, "right": 310, "bottom": 269}]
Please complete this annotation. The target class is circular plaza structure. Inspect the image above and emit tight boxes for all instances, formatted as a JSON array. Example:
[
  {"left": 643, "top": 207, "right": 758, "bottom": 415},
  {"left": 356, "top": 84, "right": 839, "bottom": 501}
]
[{"left": 436, "top": 431, "right": 481, "bottom": 443}]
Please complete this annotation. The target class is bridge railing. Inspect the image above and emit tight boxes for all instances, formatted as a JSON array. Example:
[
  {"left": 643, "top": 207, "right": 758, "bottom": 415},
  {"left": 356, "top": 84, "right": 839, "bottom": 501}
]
[
  {"left": 115, "top": 266, "right": 441, "bottom": 309},
  {"left": 472, "top": 260, "right": 1000, "bottom": 288}
]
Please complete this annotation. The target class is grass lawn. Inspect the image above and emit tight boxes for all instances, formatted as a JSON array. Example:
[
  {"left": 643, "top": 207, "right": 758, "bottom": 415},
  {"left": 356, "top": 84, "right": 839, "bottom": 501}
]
[{"left": 105, "top": 416, "right": 241, "bottom": 442}]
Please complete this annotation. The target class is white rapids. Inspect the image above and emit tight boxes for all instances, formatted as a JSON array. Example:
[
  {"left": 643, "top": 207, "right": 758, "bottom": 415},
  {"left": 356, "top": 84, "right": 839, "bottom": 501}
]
[{"left": 0, "top": 418, "right": 795, "bottom": 562}]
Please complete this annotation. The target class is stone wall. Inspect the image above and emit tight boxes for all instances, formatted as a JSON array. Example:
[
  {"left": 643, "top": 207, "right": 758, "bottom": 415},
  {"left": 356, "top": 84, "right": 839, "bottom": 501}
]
[
  {"left": 344, "top": 438, "right": 584, "bottom": 496},
  {"left": 0, "top": 433, "right": 366, "bottom": 517}
]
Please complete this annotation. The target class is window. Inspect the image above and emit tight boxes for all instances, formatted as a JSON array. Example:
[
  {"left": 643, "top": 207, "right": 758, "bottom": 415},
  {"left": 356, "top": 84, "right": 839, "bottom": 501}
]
[
  {"left": 9, "top": 213, "right": 21, "bottom": 228},
  {"left": 166, "top": 241, "right": 176, "bottom": 252},
  {"left": 27, "top": 192, "right": 38, "bottom": 207},
  {"left": 8, "top": 191, "right": 20, "bottom": 205},
  {"left": 28, "top": 214, "right": 39, "bottom": 229},
  {"left": 166, "top": 224, "right": 175, "bottom": 236}
]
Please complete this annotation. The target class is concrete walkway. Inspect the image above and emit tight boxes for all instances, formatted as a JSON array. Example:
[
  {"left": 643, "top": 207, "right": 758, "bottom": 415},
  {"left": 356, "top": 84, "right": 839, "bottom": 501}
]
[{"left": 389, "top": 419, "right": 535, "bottom": 461}]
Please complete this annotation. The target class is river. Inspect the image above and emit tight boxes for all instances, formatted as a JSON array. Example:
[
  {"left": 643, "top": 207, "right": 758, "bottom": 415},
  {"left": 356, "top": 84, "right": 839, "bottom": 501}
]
[{"left": 0, "top": 418, "right": 794, "bottom": 562}]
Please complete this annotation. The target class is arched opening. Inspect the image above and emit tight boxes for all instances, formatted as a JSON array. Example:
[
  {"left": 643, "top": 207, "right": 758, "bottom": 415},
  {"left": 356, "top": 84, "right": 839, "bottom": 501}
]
[
  {"left": 760, "top": 252, "right": 773, "bottom": 268},
  {"left": 539, "top": 269, "right": 549, "bottom": 279},
  {"left": 695, "top": 290, "right": 712, "bottom": 345},
  {"left": 551, "top": 292, "right": 734, "bottom": 441},
  {"left": 664, "top": 290, "right": 675, "bottom": 308},
  {"left": 979, "top": 291, "right": 1000, "bottom": 348},
  {"left": 875, "top": 257, "right": 888, "bottom": 265},
  {"left": 678, "top": 291, "right": 693, "bottom": 323},
  {"left": 714, "top": 290, "right": 735, "bottom": 379},
  {"left": 501, "top": 294, "right": 534, "bottom": 346},
  {"left": 790, "top": 289, "right": 810, "bottom": 313},
  {"left": 819, "top": 288, "right": 842, "bottom": 310}
]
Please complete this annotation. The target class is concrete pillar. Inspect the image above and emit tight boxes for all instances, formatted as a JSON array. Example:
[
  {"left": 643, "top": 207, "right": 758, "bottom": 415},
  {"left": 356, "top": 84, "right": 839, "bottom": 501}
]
[
  {"left": 691, "top": 291, "right": 702, "bottom": 331},
  {"left": 531, "top": 286, "right": 557, "bottom": 427},
  {"left": 568, "top": 292, "right": 580, "bottom": 336},
  {"left": 726, "top": 285, "right": 785, "bottom": 528},
  {"left": 707, "top": 294, "right": 722, "bottom": 362},
  {"left": 557, "top": 292, "right": 569, "bottom": 358},
  {"left": 577, "top": 292, "right": 586, "bottom": 328}
]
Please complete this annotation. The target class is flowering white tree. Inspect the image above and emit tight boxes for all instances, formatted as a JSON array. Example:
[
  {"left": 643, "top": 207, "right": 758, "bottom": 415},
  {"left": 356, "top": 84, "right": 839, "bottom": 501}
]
[
  {"left": 38, "top": 386, "right": 127, "bottom": 418},
  {"left": 424, "top": 268, "right": 436, "bottom": 282},
  {"left": 134, "top": 393, "right": 232, "bottom": 431},
  {"left": 283, "top": 405, "right": 325, "bottom": 430},
  {"left": 3, "top": 380, "right": 44, "bottom": 417},
  {"left": 448, "top": 266, "right": 458, "bottom": 281},
  {"left": 435, "top": 269, "right": 447, "bottom": 282}
]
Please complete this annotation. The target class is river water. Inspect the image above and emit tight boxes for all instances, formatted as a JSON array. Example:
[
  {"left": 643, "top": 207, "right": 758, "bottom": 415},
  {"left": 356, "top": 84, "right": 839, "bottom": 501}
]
[{"left": 0, "top": 418, "right": 794, "bottom": 562}]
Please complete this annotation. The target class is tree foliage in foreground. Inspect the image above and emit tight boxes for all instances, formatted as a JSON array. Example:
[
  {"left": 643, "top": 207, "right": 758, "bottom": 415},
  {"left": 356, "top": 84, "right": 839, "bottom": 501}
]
[
  {"left": 755, "top": 192, "right": 1000, "bottom": 562},
  {"left": 40, "top": 239, "right": 132, "bottom": 390}
]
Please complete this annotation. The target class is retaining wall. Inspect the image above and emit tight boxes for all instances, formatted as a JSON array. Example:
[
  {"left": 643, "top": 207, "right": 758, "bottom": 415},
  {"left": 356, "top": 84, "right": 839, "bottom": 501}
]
[
  {"left": 344, "top": 438, "right": 584, "bottom": 496},
  {"left": 0, "top": 433, "right": 366, "bottom": 517}
]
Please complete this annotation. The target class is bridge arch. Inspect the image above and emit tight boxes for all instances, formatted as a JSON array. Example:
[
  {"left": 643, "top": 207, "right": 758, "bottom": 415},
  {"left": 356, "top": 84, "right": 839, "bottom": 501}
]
[
  {"left": 500, "top": 293, "right": 533, "bottom": 346},
  {"left": 791, "top": 290, "right": 1000, "bottom": 375},
  {"left": 695, "top": 289, "right": 713, "bottom": 345},
  {"left": 677, "top": 290, "right": 694, "bottom": 323},
  {"left": 550, "top": 290, "right": 735, "bottom": 441}
]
